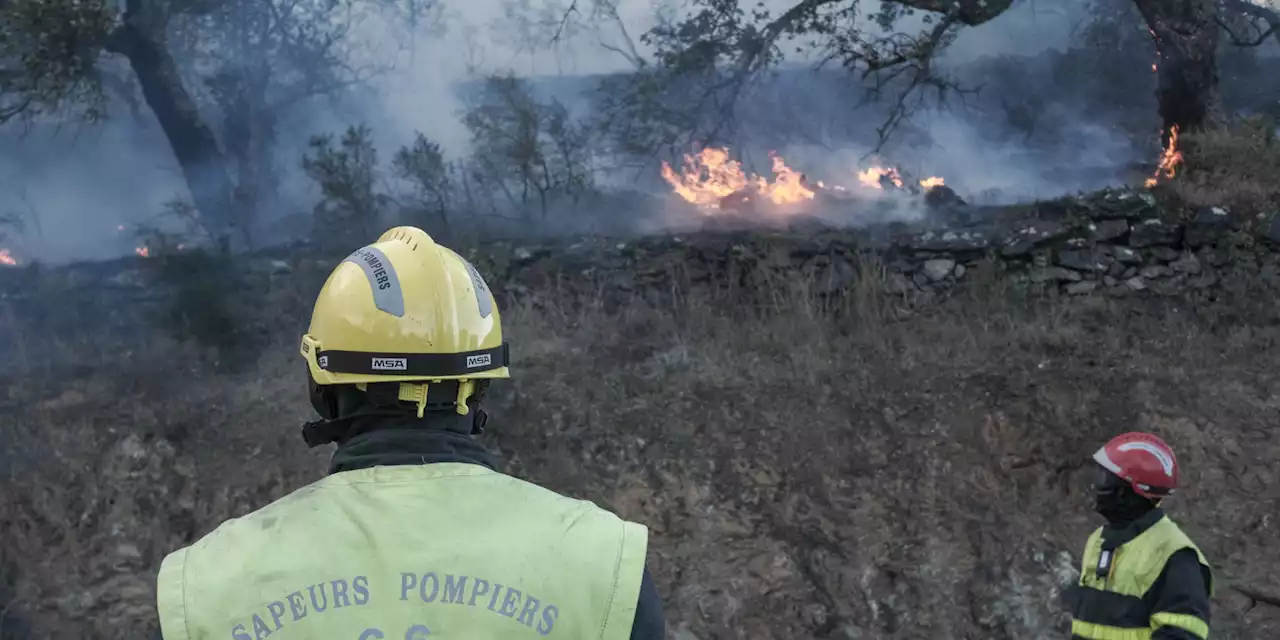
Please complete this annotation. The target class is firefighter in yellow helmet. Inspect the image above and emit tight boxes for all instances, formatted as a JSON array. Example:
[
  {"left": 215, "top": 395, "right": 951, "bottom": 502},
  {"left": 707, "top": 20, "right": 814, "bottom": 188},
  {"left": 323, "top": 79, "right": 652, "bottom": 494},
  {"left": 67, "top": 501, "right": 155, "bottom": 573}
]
[
  {"left": 154, "top": 227, "right": 665, "bottom": 640},
  {"left": 1064, "top": 432, "right": 1212, "bottom": 640}
]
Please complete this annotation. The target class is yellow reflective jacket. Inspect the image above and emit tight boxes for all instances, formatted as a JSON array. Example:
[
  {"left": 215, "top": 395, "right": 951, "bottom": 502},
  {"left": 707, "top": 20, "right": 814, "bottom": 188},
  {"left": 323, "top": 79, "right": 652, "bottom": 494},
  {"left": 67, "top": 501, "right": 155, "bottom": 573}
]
[
  {"left": 156, "top": 463, "right": 649, "bottom": 639},
  {"left": 1069, "top": 511, "right": 1213, "bottom": 640}
]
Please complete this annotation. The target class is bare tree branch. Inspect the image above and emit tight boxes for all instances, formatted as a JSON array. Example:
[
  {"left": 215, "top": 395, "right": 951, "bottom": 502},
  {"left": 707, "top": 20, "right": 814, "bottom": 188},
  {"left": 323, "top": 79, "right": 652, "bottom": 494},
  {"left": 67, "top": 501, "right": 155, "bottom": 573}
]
[{"left": 1219, "top": 0, "right": 1280, "bottom": 47}]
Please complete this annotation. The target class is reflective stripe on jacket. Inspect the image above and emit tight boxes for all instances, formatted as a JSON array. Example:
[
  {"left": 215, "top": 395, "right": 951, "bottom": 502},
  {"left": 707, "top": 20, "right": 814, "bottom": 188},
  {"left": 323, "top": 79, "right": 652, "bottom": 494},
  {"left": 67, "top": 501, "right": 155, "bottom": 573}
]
[
  {"left": 1068, "top": 511, "right": 1213, "bottom": 640},
  {"left": 156, "top": 462, "right": 649, "bottom": 639}
]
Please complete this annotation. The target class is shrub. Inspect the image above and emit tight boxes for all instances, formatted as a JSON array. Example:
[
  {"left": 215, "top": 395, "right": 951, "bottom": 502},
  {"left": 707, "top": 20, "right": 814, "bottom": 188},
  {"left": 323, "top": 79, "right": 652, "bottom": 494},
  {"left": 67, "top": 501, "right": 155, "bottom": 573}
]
[{"left": 1169, "top": 115, "right": 1280, "bottom": 216}]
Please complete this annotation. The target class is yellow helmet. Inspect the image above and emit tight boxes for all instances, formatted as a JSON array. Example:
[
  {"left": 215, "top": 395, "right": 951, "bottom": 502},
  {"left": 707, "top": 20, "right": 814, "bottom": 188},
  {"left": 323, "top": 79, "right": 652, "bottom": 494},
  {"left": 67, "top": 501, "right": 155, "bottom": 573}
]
[{"left": 299, "top": 226, "right": 508, "bottom": 419}]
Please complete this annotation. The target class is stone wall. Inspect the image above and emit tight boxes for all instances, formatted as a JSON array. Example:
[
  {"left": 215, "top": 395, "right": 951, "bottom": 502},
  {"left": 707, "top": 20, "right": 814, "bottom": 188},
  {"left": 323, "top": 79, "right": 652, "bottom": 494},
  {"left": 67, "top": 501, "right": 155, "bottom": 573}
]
[
  {"left": 2, "top": 185, "right": 1279, "bottom": 377},
  {"left": 478, "top": 187, "right": 1280, "bottom": 302}
]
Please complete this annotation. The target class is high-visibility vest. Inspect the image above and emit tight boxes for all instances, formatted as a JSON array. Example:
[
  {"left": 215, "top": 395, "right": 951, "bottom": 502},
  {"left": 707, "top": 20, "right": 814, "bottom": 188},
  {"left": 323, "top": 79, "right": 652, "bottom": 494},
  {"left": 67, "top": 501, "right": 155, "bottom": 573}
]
[
  {"left": 1070, "top": 514, "right": 1213, "bottom": 640},
  {"left": 156, "top": 463, "right": 649, "bottom": 639}
]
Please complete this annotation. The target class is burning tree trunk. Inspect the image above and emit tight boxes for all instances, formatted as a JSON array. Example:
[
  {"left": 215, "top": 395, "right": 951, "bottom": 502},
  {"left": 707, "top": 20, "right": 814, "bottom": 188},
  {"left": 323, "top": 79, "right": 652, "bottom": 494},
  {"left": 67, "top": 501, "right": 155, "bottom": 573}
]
[{"left": 1132, "top": 0, "right": 1224, "bottom": 143}]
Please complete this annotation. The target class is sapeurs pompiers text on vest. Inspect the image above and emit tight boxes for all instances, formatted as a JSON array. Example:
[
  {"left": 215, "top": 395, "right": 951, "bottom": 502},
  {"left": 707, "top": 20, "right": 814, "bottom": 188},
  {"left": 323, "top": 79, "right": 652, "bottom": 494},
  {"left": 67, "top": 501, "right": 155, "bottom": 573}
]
[{"left": 229, "top": 572, "right": 560, "bottom": 639}]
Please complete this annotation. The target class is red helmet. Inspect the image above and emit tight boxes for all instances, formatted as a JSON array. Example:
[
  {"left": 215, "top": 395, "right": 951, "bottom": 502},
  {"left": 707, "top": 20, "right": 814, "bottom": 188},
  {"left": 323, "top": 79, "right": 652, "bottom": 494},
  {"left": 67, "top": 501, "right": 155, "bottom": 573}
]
[{"left": 1092, "top": 432, "right": 1179, "bottom": 500}]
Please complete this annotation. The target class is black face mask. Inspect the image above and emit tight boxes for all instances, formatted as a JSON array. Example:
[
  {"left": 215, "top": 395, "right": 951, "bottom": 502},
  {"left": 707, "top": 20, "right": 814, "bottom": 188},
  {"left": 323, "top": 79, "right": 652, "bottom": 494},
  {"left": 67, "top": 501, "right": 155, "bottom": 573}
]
[{"left": 1091, "top": 465, "right": 1156, "bottom": 525}]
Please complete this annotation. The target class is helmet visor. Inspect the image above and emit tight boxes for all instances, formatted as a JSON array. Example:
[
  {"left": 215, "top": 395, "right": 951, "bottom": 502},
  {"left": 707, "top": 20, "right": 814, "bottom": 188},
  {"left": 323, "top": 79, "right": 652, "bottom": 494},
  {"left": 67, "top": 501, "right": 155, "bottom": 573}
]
[{"left": 1091, "top": 463, "right": 1127, "bottom": 495}]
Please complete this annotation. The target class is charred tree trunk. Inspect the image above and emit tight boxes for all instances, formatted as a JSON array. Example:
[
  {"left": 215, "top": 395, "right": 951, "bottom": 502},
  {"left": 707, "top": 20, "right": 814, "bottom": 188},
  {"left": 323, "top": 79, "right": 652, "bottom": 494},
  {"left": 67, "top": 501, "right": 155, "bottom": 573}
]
[
  {"left": 220, "top": 68, "right": 279, "bottom": 251},
  {"left": 105, "top": 2, "right": 236, "bottom": 252},
  {"left": 1132, "top": 0, "right": 1224, "bottom": 144}
]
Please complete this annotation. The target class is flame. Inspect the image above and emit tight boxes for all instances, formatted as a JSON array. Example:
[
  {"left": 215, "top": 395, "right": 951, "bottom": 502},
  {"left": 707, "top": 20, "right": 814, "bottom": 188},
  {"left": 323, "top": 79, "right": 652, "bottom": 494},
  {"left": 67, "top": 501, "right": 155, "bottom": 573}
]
[
  {"left": 759, "top": 152, "right": 816, "bottom": 204},
  {"left": 1144, "top": 125, "right": 1182, "bottom": 188},
  {"left": 1149, "top": 28, "right": 1161, "bottom": 74},
  {"left": 0, "top": 249, "right": 16, "bottom": 266},
  {"left": 660, "top": 147, "right": 814, "bottom": 209},
  {"left": 661, "top": 147, "right": 947, "bottom": 212},
  {"left": 858, "top": 167, "right": 904, "bottom": 190},
  {"left": 135, "top": 246, "right": 150, "bottom": 258}
]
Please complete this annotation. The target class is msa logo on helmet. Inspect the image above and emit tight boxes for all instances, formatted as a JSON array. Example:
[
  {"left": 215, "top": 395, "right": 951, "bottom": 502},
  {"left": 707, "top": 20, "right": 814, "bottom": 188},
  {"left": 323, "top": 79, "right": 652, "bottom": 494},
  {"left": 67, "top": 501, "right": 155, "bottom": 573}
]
[
  {"left": 318, "top": 355, "right": 329, "bottom": 368},
  {"left": 371, "top": 357, "right": 408, "bottom": 371},
  {"left": 466, "top": 354, "right": 492, "bottom": 369}
]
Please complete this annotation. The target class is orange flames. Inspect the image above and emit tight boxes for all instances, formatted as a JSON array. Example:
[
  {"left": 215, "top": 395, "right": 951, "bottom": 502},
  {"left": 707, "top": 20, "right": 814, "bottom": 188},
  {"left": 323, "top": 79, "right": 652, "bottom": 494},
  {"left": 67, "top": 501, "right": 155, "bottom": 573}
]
[
  {"left": 0, "top": 248, "right": 16, "bottom": 266},
  {"left": 1144, "top": 125, "right": 1182, "bottom": 188},
  {"left": 858, "top": 167, "right": 904, "bottom": 189},
  {"left": 661, "top": 146, "right": 945, "bottom": 212},
  {"left": 659, "top": 148, "right": 815, "bottom": 209}
]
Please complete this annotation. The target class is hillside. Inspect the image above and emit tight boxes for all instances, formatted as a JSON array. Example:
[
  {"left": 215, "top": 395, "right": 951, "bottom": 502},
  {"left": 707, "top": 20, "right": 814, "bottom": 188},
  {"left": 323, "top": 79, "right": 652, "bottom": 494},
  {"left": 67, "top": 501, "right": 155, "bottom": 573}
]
[{"left": 2, "top": 179, "right": 1280, "bottom": 639}]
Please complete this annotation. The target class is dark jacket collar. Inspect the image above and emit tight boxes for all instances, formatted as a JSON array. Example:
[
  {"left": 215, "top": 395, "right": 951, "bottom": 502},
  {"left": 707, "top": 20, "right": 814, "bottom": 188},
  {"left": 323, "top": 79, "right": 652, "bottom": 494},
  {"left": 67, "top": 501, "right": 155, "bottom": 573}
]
[
  {"left": 327, "top": 415, "right": 499, "bottom": 475},
  {"left": 1101, "top": 507, "right": 1165, "bottom": 550}
]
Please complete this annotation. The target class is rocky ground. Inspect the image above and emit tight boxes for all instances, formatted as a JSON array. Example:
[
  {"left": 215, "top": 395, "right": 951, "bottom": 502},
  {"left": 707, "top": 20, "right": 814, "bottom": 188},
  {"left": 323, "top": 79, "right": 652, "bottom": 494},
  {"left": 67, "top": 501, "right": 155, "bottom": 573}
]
[{"left": 1, "top": 187, "right": 1280, "bottom": 639}]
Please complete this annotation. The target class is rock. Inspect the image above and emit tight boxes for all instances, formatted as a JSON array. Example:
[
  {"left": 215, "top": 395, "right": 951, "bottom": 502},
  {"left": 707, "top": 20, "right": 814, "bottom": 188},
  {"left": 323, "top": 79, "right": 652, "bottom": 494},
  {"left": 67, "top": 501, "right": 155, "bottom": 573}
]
[
  {"left": 1001, "top": 221, "right": 1074, "bottom": 257},
  {"left": 1141, "top": 265, "right": 1174, "bottom": 279},
  {"left": 924, "top": 185, "right": 966, "bottom": 208},
  {"left": 1170, "top": 255, "right": 1202, "bottom": 275},
  {"left": 954, "top": 264, "right": 967, "bottom": 279},
  {"left": 817, "top": 260, "right": 859, "bottom": 293},
  {"left": 1260, "top": 264, "right": 1280, "bottom": 287},
  {"left": 1148, "top": 275, "right": 1186, "bottom": 296},
  {"left": 514, "top": 247, "right": 534, "bottom": 261},
  {"left": 1128, "top": 218, "right": 1183, "bottom": 248},
  {"left": 788, "top": 216, "right": 833, "bottom": 234},
  {"left": 885, "top": 272, "right": 915, "bottom": 294},
  {"left": 1056, "top": 249, "right": 1109, "bottom": 273},
  {"left": 268, "top": 259, "right": 292, "bottom": 275},
  {"left": 922, "top": 259, "right": 956, "bottom": 282},
  {"left": 1258, "top": 212, "right": 1280, "bottom": 246},
  {"left": 1029, "top": 267, "right": 1082, "bottom": 283},
  {"left": 1089, "top": 220, "right": 1129, "bottom": 242},
  {"left": 106, "top": 270, "right": 143, "bottom": 288},
  {"left": 1147, "top": 246, "right": 1180, "bottom": 262},
  {"left": 1065, "top": 281, "right": 1099, "bottom": 295},
  {"left": 1112, "top": 247, "right": 1141, "bottom": 264},
  {"left": 1103, "top": 275, "right": 1119, "bottom": 287},
  {"left": 1184, "top": 207, "right": 1232, "bottom": 247},
  {"left": 902, "top": 229, "right": 992, "bottom": 253},
  {"left": 1188, "top": 273, "right": 1218, "bottom": 289},
  {"left": 1124, "top": 277, "right": 1147, "bottom": 291},
  {"left": 1092, "top": 189, "right": 1155, "bottom": 219},
  {"left": 1198, "top": 247, "right": 1229, "bottom": 267}
]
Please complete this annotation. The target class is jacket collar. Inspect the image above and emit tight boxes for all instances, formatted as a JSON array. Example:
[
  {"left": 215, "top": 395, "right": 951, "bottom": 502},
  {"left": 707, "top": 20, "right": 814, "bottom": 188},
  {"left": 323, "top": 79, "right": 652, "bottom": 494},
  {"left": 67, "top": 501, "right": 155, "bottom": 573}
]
[
  {"left": 1100, "top": 507, "right": 1165, "bottom": 550},
  {"left": 327, "top": 415, "right": 499, "bottom": 475}
]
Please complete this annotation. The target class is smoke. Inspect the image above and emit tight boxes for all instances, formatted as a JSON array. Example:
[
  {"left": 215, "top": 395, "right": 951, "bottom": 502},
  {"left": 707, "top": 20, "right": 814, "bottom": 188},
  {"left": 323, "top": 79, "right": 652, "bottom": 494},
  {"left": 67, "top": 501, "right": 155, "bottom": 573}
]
[{"left": 0, "top": 0, "right": 1235, "bottom": 263}]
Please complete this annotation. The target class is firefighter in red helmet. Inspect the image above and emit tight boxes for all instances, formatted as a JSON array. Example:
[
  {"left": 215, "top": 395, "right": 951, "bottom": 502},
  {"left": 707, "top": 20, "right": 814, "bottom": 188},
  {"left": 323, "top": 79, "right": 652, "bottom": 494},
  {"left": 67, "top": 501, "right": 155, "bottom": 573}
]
[{"left": 1065, "top": 432, "right": 1213, "bottom": 640}]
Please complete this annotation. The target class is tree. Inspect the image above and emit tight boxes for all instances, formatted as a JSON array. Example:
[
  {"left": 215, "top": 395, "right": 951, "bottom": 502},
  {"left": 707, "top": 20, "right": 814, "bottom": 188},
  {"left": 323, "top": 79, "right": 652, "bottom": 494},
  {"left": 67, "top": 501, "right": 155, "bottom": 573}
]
[
  {"left": 393, "top": 133, "right": 456, "bottom": 234},
  {"left": 1134, "top": 0, "right": 1223, "bottom": 144},
  {"left": 301, "top": 124, "right": 389, "bottom": 249},
  {"left": 1, "top": 0, "right": 238, "bottom": 247},
  {"left": 609, "top": 0, "right": 1014, "bottom": 152},
  {"left": 170, "top": 0, "right": 422, "bottom": 246},
  {"left": 0, "top": 0, "right": 431, "bottom": 251},
  {"left": 460, "top": 73, "right": 594, "bottom": 225},
  {"left": 590, "top": 0, "right": 1275, "bottom": 156}
]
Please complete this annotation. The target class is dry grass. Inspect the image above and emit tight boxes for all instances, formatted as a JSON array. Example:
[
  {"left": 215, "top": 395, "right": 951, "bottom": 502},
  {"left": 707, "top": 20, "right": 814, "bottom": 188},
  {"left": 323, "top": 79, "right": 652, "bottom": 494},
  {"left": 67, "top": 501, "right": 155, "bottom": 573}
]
[
  {"left": 2, "top": 262, "right": 1280, "bottom": 639},
  {"left": 1166, "top": 116, "right": 1280, "bottom": 216}
]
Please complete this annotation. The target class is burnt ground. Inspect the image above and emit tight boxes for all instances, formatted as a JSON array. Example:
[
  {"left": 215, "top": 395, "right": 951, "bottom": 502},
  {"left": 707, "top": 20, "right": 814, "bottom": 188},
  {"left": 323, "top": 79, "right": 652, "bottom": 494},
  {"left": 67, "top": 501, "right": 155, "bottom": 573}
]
[{"left": 0, "top": 248, "right": 1278, "bottom": 640}]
